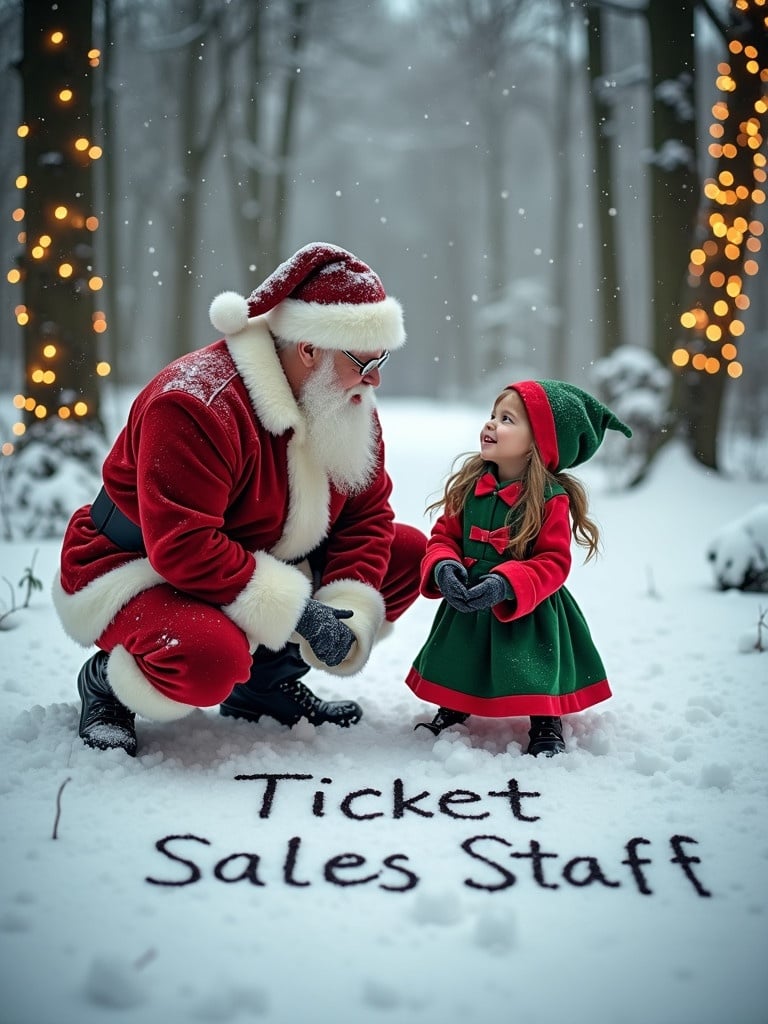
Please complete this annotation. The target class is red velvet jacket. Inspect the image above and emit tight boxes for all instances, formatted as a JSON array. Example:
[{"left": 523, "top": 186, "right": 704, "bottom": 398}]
[{"left": 54, "top": 327, "right": 394, "bottom": 676}]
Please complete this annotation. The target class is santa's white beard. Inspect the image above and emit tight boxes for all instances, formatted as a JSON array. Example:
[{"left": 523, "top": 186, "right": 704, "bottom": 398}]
[{"left": 299, "top": 353, "right": 378, "bottom": 495}]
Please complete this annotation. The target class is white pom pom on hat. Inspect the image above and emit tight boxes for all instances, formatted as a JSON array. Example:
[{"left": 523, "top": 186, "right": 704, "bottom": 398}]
[{"left": 209, "top": 291, "right": 250, "bottom": 336}]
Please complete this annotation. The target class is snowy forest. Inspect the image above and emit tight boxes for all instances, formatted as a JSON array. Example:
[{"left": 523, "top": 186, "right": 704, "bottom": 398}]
[{"left": 0, "top": 0, "right": 767, "bottom": 538}]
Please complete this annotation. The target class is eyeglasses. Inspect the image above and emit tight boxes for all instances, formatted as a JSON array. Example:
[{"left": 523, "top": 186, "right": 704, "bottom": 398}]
[{"left": 342, "top": 349, "right": 390, "bottom": 377}]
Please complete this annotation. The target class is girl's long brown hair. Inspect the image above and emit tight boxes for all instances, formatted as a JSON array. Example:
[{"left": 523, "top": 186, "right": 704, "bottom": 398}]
[{"left": 426, "top": 397, "right": 601, "bottom": 562}]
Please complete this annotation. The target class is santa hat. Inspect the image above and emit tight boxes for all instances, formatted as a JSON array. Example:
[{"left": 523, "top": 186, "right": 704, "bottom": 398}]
[
  {"left": 507, "top": 379, "right": 632, "bottom": 472},
  {"left": 208, "top": 242, "right": 405, "bottom": 353}
]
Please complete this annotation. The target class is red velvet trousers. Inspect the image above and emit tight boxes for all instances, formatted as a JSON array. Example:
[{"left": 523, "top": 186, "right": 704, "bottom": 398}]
[{"left": 97, "top": 523, "right": 426, "bottom": 708}]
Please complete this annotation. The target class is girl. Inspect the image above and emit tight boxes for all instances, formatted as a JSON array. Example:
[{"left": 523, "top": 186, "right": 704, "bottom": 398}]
[{"left": 406, "top": 379, "right": 631, "bottom": 756}]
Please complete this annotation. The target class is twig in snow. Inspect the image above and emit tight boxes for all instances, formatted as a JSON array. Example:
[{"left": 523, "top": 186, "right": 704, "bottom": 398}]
[
  {"left": 52, "top": 777, "right": 72, "bottom": 840},
  {"left": 134, "top": 949, "right": 158, "bottom": 971}
]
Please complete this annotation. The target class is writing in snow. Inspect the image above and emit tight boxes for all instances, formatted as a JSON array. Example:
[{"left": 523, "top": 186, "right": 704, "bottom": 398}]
[{"left": 145, "top": 774, "right": 712, "bottom": 898}]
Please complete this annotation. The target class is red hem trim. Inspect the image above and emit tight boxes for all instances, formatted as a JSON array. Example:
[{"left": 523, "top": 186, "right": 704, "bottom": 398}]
[{"left": 406, "top": 667, "right": 611, "bottom": 717}]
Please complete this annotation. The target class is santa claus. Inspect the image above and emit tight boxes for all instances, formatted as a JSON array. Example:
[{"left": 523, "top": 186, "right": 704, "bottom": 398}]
[{"left": 53, "top": 243, "right": 427, "bottom": 755}]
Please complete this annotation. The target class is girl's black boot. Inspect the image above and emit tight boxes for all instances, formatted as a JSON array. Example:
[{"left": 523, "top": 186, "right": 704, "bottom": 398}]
[
  {"left": 527, "top": 715, "right": 565, "bottom": 757},
  {"left": 414, "top": 707, "right": 470, "bottom": 735}
]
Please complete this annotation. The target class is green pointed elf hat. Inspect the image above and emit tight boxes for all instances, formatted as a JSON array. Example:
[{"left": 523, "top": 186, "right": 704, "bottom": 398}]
[{"left": 506, "top": 379, "right": 632, "bottom": 472}]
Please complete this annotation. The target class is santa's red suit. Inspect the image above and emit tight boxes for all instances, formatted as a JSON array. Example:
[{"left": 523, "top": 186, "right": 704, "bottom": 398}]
[{"left": 54, "top": 252, "right": 425, "bottom": 723}]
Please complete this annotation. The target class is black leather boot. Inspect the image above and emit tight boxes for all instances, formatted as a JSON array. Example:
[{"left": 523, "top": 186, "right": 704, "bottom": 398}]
[
  {"left": 77, "top": 651, "right": 137, "bottom": 756},
  {"left": 414, "top": 706, "right": 470, "bottom": 735},
  {"left": 527, "top": 715, "right": 565, "bottom": 757},
  {"left": 220, "top": 643, "right": 363, "bottom": 728}
]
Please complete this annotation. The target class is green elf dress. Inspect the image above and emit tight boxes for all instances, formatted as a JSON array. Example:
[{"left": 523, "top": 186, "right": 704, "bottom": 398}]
[{"left": 406, "top": 379, "right": 632, "bottom": 719}]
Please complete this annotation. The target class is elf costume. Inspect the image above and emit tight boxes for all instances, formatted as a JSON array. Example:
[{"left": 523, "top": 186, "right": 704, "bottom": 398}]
[{"left": 406, "top": 379, "right": 631, "bottom": 720}]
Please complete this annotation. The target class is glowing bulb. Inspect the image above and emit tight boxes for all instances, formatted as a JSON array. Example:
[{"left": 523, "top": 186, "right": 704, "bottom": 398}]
[
  {"left": 39, "top": 234, "right": 51, "bottom": 247},
  {"left": 96, "top": 361, "right": 111, "bottom": 376},
  {"left": 43, "top": 344, "right": 57, "bottom": 358},
  {"left": 12, "top": 423, "right": 26, "bottom": 437},
  {"left": 680, "top": 311, "right": 696, "bottom": 329},
  {"left": 17, "top": 124, "right": 29, "bottom": 138},
  {"left": 31, "top": 369, "right": 44, "bottom": 383},
  {"left": 7, "top": 269, "right": 21, "bottom": 283},
  {"left": 15, "top": 174, "right": 27, "bottom": 188},
  {"left": 85, "top": 216, "right": 99, "bottom": 230},
  {"left": 34, "top": 406, "right": 47, "bottom": 419},
  {"left": 12, "top": 394, "right": 25, "bottom": 409},
  {"left": 721, "top": 343, "right": 737, "bottom": 360},
  {"left": 58, "top": 407, "right": 71, "bottom": 420},
  {"left": 74, "top": 137, "right": 89, "bottom": 151},
  {"left": 88, "top": 146, "right": 103, "bottom": 160},
  {"left": 727, "top": 362, "right": 742, "bottom": 379},
  {"left": 692, "top": 353, "right": 707, "bottom": 370},
  {"left": 58, "top": 88, "right": 73, "bottom": 103},
  {"left": 58, "top": 263, "right": 73, "bottom": 278},
  {"left": 12, "top": 208, "right": 24, "bottom": 222},
  {"left": 88, "top": 276, "right": 103, "bottom": 291},
  {"left": 54, "top": 205, "right": 68, "bottom": 219},
  {"left": 1, "top": 443, "right": 14, "bottom": 456},
  {"left": 74, "top": 401, "right": 88, "bottom": 417},
  {"left": 672, "top": 349, "right": 690, "bottom": 367},
  {"left": 50, "top": 31, "right": 64, "bottom": 45}
]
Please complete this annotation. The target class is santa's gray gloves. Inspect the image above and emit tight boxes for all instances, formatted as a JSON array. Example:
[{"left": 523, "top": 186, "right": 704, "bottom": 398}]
[
  {"left": 465, "top": 573, "right": 513, "bottom": 611},
  {"left": 295, "top": 598, "right": 355, "bottom": 666},
  {"left": 435, "top": 560, "right": 472, "bottom": 613}
]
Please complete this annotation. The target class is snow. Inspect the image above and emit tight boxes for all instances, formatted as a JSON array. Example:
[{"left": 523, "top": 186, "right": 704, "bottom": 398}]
[
  {"left": 1, "top": 397, "right": 767, "bottom": 1024},
  {"left": 705, "top": 503, "right": 768, "bottom": 591}
]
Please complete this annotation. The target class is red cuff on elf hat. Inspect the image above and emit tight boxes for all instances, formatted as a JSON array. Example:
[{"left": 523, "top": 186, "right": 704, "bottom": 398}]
[
  {"left": 508, "top": 381, "right": 559, "bottom": 471},
  {"left": 208, "top": 242, "right": 405, "bottom": 354}
]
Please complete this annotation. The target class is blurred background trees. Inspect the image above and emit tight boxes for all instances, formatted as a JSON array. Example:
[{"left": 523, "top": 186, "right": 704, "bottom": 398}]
[{"left": 1, "top": 0, "right": 766, "bottom": 514}]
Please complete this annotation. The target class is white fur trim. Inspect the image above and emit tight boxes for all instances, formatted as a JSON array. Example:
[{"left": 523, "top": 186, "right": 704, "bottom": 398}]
[
  {"left": 222, "top": 552, "right": 312, "bottom": 651},
  {"left": 107, "top": 645, "right": 196, "bottom": 722},
  {"left": 210, "top": 291, "right": 250, "bottom": 336},
  {"left": 266, "top": 295, "right": 405, "bottom": 353},
  {"left": 52, "top": 560, "right": 165, "bottom": 647},
  {"left": 269, "top": 433, "right": 330, "bottom": 561},
  {"left": 297, "top": 578, "right": 385, "bottom": 677},
  {"left": 225, "top": 320, "right": 302, "bottom": 436}
]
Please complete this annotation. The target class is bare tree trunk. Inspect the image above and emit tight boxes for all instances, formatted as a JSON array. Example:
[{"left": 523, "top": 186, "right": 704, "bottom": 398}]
[
  {"left": 584, "top": 2, "right": 623, "bottom": 357},
  {"left": 20, "top": 0, "right": 102, "bottom": 431},
  {"left": 483, "top": 85, "right": 509, "bottom": 371},
  {"left": 676, "top": 0, "right": 768, "bottom": 469},
  {"left": 550, "top": 0, "right": 575, "bottom": 379},
  {"left": 265, "top": 0, "right": 309, "bottom": 265},
  {"left": 646, "top": 0, "right": 699, "bottom": 366},
  {"left": 99, "top": 0, "right": 123, "bottom": 385}
]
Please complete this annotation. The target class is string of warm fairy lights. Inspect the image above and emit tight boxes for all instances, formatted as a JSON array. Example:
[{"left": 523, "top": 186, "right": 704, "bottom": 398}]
[
  {"left": 673, "top": 0, "right": 768, "bottom": 380},
  {"left": 3, "top": 29, "right": 108, "bottom": 458}
]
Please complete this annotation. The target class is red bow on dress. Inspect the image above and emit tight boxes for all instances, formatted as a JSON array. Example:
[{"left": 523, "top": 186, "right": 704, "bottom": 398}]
[
  {"left": 468, "top": 524, "right": 510, "bottom": 554},
  {"left": 474, "top": 473, "right": 498, "bottom": 497}
]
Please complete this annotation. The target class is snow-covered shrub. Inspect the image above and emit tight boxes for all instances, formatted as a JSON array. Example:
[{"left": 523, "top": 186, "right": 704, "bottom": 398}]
[
  {"left": 1, "top": 419, "right": 107, "bottom": 540},
  {"left": 592, "top": 345, "right": 673, "bottom": 488},
  {"left": 706, "top": 504, "right": 768, "bottom": 593}
]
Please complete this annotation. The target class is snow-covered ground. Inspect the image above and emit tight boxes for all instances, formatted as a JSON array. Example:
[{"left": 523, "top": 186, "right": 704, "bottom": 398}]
[{"left": 1, "top": 397, "right": 767, "bottom": 1024}]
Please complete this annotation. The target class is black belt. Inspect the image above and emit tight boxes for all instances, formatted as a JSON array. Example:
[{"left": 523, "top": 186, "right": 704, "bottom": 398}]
[{"left": 90, "top": 487, "right": 145, "bottom": 552}]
